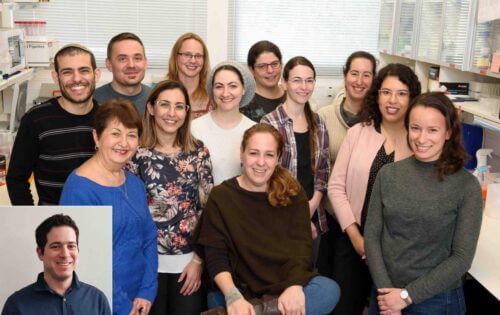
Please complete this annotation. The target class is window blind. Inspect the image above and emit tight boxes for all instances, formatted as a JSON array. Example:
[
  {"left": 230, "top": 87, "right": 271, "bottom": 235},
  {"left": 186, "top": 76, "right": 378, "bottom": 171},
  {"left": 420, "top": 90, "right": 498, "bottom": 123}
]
[
  {"left": 227, "top": 0, "right": 381, "bottom": 76},
  {"left": 13, "top": 0, "right": 208, "bottom": 68},
  {"left": 440, "top": 0, "right": 471, "bottom": 68},
  {"left": 378, "top": 0, "right": 396, "bottom": 54},
  {"left": 396, "top": 0, "right": 416, "bottom": 57},
  {"left": 417, "top": 0, "right": 444, "bottom": 61}
]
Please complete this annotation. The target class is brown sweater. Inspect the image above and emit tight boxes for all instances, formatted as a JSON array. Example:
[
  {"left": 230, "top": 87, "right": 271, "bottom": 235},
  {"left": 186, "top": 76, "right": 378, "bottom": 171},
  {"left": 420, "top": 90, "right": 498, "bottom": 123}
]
[{"left": 194, "top": 177, "right": 316, "bottom": 297}]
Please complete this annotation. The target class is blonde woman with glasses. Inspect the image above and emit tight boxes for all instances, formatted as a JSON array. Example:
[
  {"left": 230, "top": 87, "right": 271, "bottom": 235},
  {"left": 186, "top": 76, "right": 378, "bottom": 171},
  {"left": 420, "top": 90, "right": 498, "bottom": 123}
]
[{"left": 167, "top": 33, "right": 212, "bottom": 119}]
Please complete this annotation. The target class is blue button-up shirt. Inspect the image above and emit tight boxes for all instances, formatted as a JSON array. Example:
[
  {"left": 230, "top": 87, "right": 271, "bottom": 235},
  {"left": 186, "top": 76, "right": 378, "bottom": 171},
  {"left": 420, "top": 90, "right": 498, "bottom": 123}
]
[{"left": 2, "top": 272, "right": 111, "bottom": 315}]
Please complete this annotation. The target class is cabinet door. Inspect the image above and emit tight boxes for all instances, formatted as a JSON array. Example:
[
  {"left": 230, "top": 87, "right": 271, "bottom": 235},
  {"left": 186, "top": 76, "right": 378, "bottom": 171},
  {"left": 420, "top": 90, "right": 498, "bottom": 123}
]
[
  {"left": 378, "top": 0, "right": 397, "bottom": 53},
  {"left": 417, "top": 0, "right": 444, "bottom": 61},
  {"left": 440, "top": 0, "right": 472, "bottom": 69},
  {"left": 396, "top": 0, "right": 417, "bottom": 57}
]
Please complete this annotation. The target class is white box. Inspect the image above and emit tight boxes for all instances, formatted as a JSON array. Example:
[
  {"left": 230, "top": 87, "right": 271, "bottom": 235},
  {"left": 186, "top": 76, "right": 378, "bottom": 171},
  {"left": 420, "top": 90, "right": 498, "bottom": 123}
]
[{"left": 25, "top": 37, "right": 58, "bottom": 66}]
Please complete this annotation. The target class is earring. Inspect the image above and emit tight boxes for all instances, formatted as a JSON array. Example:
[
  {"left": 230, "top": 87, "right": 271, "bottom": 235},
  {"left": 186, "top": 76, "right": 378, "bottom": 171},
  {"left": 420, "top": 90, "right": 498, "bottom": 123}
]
[{"left": 95, "top": 145, "right": 99, "bottom": 151}]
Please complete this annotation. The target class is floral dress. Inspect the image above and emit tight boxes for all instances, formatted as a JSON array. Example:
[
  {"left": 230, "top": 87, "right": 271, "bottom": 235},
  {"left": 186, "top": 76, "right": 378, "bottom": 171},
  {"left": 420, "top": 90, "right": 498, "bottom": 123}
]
[{"left": 127, "top": 141, "right": 213, "bottom": 255}]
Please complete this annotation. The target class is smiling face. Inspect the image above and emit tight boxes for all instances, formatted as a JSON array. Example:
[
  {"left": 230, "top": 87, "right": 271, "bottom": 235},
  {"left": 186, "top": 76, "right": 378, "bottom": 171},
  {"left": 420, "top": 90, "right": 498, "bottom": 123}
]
[
  {"left": 251, "top": 52, "right": 281, "bottom": 90},
  {"left": 212, "top": 69, "right": 245, "bottom": 112},
  {"left": 378, "top": 76, "right": 410, "bottom": 125},
  {"left": 240, "top": 132, "right": 279, "bottom": 192},
  {"left": 106, "top": 39, "right": 147, "bottom": 89},
  {"left": 284, "top": 65, "right": 315, "bottom": 106},
  {"left": 408, "top": 106, "right": 451, "bottom": 162},
  {"left": 37, "top": 226, "right": 78, "bottom": 284},
  {"left": 177, "top": 38, "right": 204, "bottom": 79},
  {"left": 148, "top": 88, "right": 188, "bottom": 138},
  {"left": 94, "top": 119, "right": 139, "bottom": 167},
  {"left": 52, "top": 53, "right": 99, "bottom": 105},
  {"left": 344, "top": 57, "right": 374, "bottom": 103}
]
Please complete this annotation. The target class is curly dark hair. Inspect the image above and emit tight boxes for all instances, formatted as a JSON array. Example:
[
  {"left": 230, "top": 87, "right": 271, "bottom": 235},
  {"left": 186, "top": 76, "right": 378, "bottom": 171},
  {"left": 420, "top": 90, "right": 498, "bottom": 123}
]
[
  {"left": 405, "top": 92, "right": 469, "bottom": 181},
  {"left": 360, "top": 63, "right": 421, "bottom": 127}
]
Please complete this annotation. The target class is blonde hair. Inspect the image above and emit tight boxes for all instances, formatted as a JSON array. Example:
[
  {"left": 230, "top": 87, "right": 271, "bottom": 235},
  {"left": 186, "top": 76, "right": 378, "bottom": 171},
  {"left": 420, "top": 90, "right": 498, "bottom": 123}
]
[{"left": 167, "top": 33, "right": 210, "bottom": 103}]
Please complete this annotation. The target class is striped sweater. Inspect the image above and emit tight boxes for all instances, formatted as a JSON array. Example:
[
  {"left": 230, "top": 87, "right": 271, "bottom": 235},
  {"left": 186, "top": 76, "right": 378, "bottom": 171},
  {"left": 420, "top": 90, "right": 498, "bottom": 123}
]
[{"left": 7, "top": 97, "right": 97, "bottom": 205}]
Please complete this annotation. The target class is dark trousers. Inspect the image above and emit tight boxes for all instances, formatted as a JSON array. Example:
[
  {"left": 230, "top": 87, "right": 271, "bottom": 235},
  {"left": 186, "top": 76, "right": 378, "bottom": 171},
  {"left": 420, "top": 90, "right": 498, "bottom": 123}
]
[
  {"left": 150, "top": 272, "right": 205, "bottom": 315},
  {"left": 317, "top": 214, "right": 372, "bottom": 315}
]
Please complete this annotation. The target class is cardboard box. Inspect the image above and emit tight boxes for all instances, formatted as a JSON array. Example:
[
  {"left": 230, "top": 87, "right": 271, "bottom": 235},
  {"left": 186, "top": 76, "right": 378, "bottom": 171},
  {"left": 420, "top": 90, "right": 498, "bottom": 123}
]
[{"left": 25, "top": 38, "right": 58, "bottom": 66}]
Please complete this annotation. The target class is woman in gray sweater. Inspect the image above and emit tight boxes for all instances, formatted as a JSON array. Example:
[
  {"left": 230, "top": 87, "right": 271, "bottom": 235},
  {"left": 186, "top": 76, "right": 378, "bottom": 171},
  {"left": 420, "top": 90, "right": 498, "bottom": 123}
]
[{"left": 365, "top": 92, "right": 483, "bottom": 314}]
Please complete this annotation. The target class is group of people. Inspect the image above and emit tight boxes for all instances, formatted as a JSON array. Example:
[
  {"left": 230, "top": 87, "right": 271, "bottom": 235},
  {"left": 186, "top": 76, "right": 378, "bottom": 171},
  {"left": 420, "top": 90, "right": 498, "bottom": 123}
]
[{"left": 4, "top": 30, "right": 483, "bottom": 315}]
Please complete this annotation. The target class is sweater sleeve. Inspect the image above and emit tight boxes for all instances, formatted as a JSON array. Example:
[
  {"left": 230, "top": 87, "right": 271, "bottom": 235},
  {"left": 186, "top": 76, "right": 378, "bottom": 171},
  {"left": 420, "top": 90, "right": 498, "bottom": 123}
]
[
  {"left": 364, "top": 171, "right": 394, "bottom": 289},
  {"left": 205, "top": 245, "right": 231, "bottom": 281},
  {"left": 405, "top": 179, "right": 483, "bottom": 304},
  {"left": 6, "top": 113, "right": 37, "bottom": 205},
  {"left": 328, "top": 129, "right": 358, "bottom": 230},
  {"left": 136, "top": 183, "right": 158, "bottom": 303}
]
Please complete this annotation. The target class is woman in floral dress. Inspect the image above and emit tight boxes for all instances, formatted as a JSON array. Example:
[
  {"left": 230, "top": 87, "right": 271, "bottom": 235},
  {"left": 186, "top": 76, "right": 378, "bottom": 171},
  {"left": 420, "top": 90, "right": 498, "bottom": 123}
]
[{"left": 127, "top": 80, "right": 214, "bottom": 315}]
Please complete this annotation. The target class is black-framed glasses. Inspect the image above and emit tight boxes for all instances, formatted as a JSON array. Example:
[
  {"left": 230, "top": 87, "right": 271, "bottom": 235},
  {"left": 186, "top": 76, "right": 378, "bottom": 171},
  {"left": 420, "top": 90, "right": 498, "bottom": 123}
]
[{"left": 254, "top": 60, "right": 281, "bottom": 71}]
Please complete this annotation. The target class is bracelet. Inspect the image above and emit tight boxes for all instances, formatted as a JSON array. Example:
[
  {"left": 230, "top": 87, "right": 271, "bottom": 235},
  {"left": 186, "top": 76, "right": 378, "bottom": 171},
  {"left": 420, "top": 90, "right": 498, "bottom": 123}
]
[
  {"left": 192, "top": 257, "right": 203, "bottom": 265},
  {"left": 224, "top": 287, "right": 243, "bottom": 306}
]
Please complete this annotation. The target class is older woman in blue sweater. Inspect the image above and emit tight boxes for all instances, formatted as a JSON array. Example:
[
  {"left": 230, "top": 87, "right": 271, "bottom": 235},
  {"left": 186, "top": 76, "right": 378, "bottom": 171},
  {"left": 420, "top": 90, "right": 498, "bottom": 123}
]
[{"left": 60, "top": 99, "right": 157, "bottom": 315}]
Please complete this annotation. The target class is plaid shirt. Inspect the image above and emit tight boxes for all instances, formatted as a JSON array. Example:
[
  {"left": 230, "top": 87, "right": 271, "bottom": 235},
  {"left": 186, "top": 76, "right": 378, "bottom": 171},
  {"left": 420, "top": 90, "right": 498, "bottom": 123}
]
[{"left": 261, "top": 104, "right": 331, "bottom": 233}]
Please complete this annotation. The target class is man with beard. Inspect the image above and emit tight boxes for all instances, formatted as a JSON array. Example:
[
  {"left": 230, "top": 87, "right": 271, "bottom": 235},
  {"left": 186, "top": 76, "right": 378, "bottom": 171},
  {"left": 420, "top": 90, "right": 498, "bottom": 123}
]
[
  {"left": 1, "top": 214, "right": 111, "bottom": 315},
  {"left": 94, "top": 32, "right": 150, "bottom": 116},
  {"left": 7, "top": 44, "right": 100, "bottom": 205}
]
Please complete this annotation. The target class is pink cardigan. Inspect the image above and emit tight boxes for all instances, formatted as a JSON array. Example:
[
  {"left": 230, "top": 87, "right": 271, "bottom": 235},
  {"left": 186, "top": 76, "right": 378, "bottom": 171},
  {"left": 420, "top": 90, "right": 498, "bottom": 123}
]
[{"left": 328, "top": 123, "right": 412, "bottom": 231}]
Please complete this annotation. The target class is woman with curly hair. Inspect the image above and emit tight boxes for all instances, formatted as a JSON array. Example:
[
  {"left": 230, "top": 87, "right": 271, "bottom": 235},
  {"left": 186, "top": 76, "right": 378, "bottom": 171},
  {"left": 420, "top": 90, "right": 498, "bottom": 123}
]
[{"left": 365, "top": 92, "right": 482, "bottom": 314}]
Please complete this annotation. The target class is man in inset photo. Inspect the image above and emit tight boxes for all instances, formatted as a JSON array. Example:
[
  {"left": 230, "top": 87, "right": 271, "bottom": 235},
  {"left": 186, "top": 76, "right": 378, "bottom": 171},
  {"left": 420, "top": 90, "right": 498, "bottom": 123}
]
[{"left": 1, "top": 214, "right": 111, "bottom": 315}]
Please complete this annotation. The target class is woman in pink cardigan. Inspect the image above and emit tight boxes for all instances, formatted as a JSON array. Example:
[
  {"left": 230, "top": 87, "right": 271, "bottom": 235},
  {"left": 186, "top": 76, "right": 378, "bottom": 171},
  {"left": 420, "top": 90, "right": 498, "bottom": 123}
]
[{"left": 327, "top": 63, "right": 420, "bottom": 314}]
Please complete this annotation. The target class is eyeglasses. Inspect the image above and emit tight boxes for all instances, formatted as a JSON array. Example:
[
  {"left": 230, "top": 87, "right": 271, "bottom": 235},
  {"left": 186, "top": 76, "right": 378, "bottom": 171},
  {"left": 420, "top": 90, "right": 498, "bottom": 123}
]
[
  {"left": 177, "top": 52, "right": 204, "bottom": 61},
  {"left": 155, "top": 100, "right": 190, "bottom": 112},
  {"left": 254, "top": 60, "right": 281, "bottom": 71},
  {"left": 378, "top": 88, "right": 410, "bottom": 99},
  {"left": 290, "top": 78, "right": 315, "bottom": 86}
]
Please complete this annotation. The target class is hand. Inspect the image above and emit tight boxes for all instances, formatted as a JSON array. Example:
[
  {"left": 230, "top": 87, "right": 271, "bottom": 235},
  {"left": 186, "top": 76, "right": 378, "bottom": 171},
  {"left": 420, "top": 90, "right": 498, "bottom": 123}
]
[
  {"left": 377, "top": 288, "right": 407, "bottom": 313},
  {"left": 227, "top": 298, "right": 256, "bottom": 315},
  {"left": 278, "top": 285, "right": 305, "bottom": 315},
  {"left": 178, "top": 259, "right": 203, "bottom": 296},
  {"left": 345, "top": 224, "right": 365, "bottom": 259},
  {"left": 129, "top": 297, "right": 151, "bottom": 315},
  {"left": 310, "top": 222, "right": 318, "bottom": 240}
]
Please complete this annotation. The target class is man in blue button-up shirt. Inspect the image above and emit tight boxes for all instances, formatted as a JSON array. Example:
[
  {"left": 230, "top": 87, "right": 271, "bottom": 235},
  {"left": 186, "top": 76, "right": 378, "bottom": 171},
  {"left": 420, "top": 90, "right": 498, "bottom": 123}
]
[{"left": 1, "top": 214, "right": 111, "bottom": 315}]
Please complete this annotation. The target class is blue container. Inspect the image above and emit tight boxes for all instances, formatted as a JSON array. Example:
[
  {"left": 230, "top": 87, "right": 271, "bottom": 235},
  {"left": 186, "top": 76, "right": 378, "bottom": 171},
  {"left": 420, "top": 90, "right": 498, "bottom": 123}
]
[{"left": 462, "top": 123, "right": 483, "bottom": 169}]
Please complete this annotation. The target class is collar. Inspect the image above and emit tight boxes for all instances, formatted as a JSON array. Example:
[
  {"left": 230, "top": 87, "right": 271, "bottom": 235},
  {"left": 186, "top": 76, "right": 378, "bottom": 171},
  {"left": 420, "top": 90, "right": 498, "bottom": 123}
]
[
  {"left": 276, "top": 103, "right": 293, "bottom": 123},
  {"left": 33, "top": 272, "right": 81, "bottom": 295}
]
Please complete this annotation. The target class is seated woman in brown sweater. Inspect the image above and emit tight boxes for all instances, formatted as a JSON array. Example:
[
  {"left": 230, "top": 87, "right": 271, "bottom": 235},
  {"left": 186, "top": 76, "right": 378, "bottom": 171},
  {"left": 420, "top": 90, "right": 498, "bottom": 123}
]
[{"left": 195, "top": 123, "right": 340, "bottom": 315}]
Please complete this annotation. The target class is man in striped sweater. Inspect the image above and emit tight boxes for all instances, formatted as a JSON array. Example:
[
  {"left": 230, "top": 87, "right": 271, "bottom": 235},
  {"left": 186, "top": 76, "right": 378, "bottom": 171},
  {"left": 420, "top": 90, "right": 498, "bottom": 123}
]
[{"left": 7, "top": 44, "right": 101, "bottom": 205}]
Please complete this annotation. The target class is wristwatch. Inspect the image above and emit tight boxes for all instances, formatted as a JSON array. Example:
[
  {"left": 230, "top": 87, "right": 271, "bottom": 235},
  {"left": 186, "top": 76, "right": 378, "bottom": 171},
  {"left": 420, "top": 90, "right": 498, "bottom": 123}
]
[{"left": 400, "top": 289, "right": 412, "bottom": 305}]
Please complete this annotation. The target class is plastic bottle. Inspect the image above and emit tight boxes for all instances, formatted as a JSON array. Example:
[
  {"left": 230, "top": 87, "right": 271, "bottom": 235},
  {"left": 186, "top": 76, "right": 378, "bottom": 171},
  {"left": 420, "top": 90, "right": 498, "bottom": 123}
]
[{"left": 474, "top": 148, "right": 493, "bottom": 201}]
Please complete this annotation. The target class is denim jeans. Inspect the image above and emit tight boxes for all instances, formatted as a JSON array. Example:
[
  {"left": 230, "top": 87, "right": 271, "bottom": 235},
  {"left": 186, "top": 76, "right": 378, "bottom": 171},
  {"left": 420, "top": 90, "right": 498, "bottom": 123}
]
[
  {"left": 369, "top": 286, "right": 466, "bottom": 315},
  {"left": 207, "top": 275, "right": 340, "bottom": 314}
]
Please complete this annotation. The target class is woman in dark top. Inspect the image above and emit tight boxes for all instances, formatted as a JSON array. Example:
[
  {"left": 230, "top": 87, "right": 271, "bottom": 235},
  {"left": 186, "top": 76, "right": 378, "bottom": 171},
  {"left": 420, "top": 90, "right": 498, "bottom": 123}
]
[
  {"left": 365, "top": 92, "right": 482, "bottom": 314},
  {"left": 328, "top": 63, "right": 421, "bottom": 313},
  {"left": 195, "top": 124, "right": 340, "bottom": 315},
  {"left": 261, "top": 56, "right": 330, "bottom": 250}
]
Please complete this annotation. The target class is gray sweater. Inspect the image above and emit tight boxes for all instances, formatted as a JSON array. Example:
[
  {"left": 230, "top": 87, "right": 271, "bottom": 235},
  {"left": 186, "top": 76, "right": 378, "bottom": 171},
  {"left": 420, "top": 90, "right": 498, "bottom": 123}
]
[{"left": 365, "top": 156, "right": 483, "bottom": 304}]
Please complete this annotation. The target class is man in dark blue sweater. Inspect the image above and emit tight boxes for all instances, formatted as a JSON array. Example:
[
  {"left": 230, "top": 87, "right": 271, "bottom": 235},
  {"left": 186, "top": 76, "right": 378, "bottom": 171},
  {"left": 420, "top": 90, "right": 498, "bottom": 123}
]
[
  {"left": 6, "top": 43, "right": 101, "bottom": 205},
  {"left": 1, "top": 214, "right": 111, "bottom": 315}
]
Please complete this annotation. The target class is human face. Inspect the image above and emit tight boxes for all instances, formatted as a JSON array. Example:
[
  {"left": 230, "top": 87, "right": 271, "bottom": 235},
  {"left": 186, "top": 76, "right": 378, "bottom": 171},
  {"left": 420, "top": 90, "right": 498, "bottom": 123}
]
[
  {"left": 106, "top": 39, "right": 147, "bottom": 88},
  {"left": 93, "top": 119, "right": 139, "bottom": 168},
  {"left": 213, "top": 69, "right": 244, "bottom": 112},
  {"left": 345, "top": 57, "right": 374, "bottom": 102},
  {"left": 52, "top": 53, "right": 100, "bottom": 105},
  {"left": 240, "top": 132, "right": 279, "bottom": 192},
  {"left": 177, "top": 39, "right": 204, "bottom": 79},
  {"left": 251, "top": 52, "right": 281, "bottom": 89},
  {"left": 284, "top": 65, "right": 315, "bottom": 106},
  {"left": 377, "top": 76, "right": 410, "bottom": 124},
  {"left": 408, "top": 106, "right": 451, "bottom": 162},
  {"left": 148, "top": 88, "right": 188, "bottom": 138},
  {"left": 37, "top": 226, "right": 78, "bottom": 284}
]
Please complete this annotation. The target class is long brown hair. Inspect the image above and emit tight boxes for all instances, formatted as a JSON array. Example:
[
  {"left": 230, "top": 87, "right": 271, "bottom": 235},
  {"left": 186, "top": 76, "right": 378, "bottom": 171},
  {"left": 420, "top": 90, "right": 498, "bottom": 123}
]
[
  {"left": 405, "top": 92, "right": 468, "bottom": 181},
  {"left": 167, "top": 32, "right": 210, "bottom": 103},
  {"left": 241, "top": 124, "right": 300, "bottom": 207},
  {"left": 142, "top": 80, "right": 198, "bottom": 153},
  {"left": 283, "top": 56, "right": 318, "bottom": 173}
]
